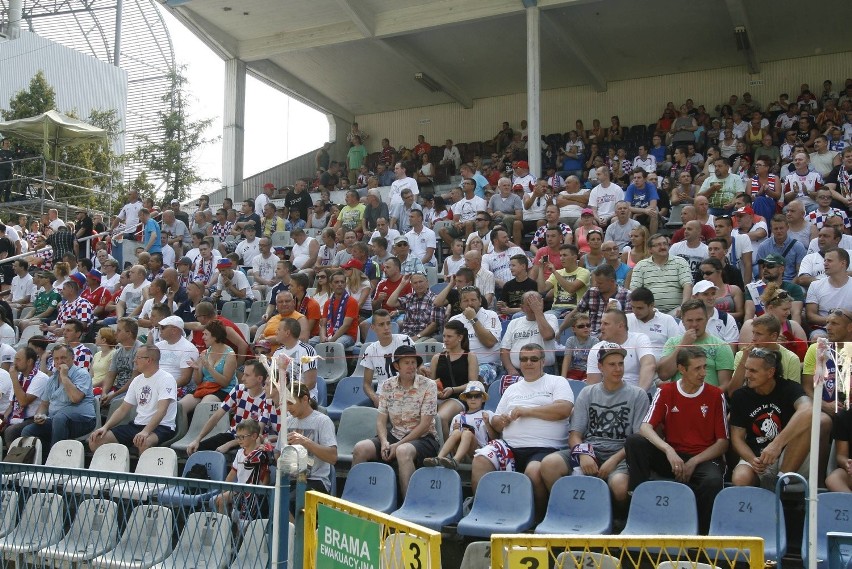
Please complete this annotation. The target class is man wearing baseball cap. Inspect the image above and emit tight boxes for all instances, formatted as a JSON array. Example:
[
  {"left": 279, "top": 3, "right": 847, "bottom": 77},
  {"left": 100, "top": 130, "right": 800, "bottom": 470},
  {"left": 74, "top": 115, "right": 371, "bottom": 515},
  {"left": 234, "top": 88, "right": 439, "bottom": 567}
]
[
  {"left": 626, "top": 345, "right": 728, "bottom": 534},
  {"left": 689, "top": 280, "right": 740, "bottom": 344},
  {"left": 212, "top": 258, "right": 254, "bottom": 310},
  {"left": 80, "top": 269, "right": 111, "bottom": 320},
  {"left": 541, "top": 343, "right": 649, "bottom": 507},
  {"left": 351, "top": 345, "right": 439, "bottom": 497},
  {"left": 744, "top": 253, "right": 805, "bottom": 321},
  {"left": 511, "top": 161, "right": 536, "bottom": 194}
]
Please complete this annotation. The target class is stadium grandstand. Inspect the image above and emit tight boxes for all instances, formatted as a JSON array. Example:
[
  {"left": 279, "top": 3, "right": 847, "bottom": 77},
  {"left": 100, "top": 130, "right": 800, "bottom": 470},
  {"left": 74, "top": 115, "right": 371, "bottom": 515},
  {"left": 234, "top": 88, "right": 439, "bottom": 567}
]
[{"left": 0, "top": 0, "right": 849, "bottom": 567}]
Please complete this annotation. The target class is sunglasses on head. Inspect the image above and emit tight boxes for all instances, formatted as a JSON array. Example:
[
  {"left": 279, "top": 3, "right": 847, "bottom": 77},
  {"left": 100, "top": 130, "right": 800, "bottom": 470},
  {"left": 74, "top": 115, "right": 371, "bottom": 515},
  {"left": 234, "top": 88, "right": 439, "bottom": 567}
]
[{"left": 830, "top": 308, "right": 852, "bottom": 322}]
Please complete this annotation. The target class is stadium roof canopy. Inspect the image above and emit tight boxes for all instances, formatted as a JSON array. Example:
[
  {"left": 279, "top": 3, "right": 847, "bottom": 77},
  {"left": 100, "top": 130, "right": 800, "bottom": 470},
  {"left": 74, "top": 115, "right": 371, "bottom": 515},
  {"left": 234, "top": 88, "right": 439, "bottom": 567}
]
[{"left": 159, "top": 0, "right": 852, "bottom": 121}]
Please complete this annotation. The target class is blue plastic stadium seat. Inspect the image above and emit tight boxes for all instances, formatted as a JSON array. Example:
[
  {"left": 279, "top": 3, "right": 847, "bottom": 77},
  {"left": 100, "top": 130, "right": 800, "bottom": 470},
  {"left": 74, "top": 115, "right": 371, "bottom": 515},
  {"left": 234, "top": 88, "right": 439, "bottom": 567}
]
[
  {"left": 326, "top": 376, "right": 371, "bottom": 421},
  {"left": 457, "top": 471, "right": 534, "bottom": 538},
  {"left": 622, "top": 480, "right": 698, "bottom": 536},
  {"left": 536, "top": 476, "right": 612, "bottom": 534},
  {"left": 341, "top": 463, "right": 398, "bottom": 513},
  {"left": 159, "top": 451, "right": 228, "bottom": 508},
  {"left": 708, "top": 486, "right": 786, "bottom": 562},
  {"left": 566, "top": 379, "right": 586, "bottom": 400},
  {"left": 392, "top": 467, "right": 463, "bottom": 531},
  {"left": 484, "top": 380, "right": 502, "bottom": 412},
  {"left": 804, "top": 492, "right": 852, "bottom": 569}
]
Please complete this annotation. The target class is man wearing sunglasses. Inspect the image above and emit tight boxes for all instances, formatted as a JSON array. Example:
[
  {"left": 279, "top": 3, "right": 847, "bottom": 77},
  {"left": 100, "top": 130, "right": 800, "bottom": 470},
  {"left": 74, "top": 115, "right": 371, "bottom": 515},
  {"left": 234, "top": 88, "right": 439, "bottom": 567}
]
[
  {"left": 730, "top": 346, "right": 826, "bottom": 489},
  {"left": 744, "top": 254, "right": 805, "bottom": 322},
  {"left": 754, "top": 214, "right": 807, "bottom": 282},
  {"left": 805, "top": 247, "right": 852, "bottom": 339},
  {"left": 730, "top": 314, "right": 803, "bottom": 397}
]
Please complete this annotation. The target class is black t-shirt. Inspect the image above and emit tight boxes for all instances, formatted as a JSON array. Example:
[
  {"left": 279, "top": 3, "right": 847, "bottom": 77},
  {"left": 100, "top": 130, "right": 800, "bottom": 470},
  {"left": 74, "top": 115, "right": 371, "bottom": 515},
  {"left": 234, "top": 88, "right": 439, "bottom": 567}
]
[
  {"left": 445, "top": 289, "right": 462, "bottom": 318},
  {"left": 730, "top": 378, "right": 807, "bottom": 456},
  {"left": 0, "top": 149, "right": 13, "bottom": 175},
  {"left": 319, "top": 171, "right": 339, "bottom": 190},
  {"left": 834, "top": 409, "right": 852, "bottom": 443},
  {"left": 77, "top": 215, "right": 94, "bottom": 241},
  {"left": 285, "top": 190, "right": 313, "bottom": 222},
  {"left": 501, "top": 277, "right": 537, "bottom": 308}
]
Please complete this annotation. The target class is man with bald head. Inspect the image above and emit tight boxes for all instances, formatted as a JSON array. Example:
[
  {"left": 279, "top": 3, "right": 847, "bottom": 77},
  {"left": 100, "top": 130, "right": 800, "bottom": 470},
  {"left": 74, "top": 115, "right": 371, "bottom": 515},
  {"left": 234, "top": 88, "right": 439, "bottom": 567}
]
[
  {"left": 487, "top": 177, "right": 524, "bottom": 244},
  {"left": 556, "top": 174, "right": 591, "bottom": 229},
  {"left": 693, "top": 195, "right": 714, "bottom": 228},
  {"left": 255, "top": 290, "right": 307, "bottom": 349},
  {"left": 161, "top": 210, "right": 191, "bottom": 255},
  {"left": 465, "top": 250, "right": 495, "bottom": 307},
  {"left": 671, "top": 205, "right": 717, "bottom": 244},
  {"left": 670, "top": 221, "right": 709, "bottom": 274}
]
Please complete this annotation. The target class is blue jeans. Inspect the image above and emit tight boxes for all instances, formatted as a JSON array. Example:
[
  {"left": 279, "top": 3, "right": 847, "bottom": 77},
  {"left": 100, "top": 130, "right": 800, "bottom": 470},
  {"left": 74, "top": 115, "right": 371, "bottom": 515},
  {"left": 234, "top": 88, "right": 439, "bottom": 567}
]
[{"left": 21, "top": 409, "right": 96, "bottom": 451}]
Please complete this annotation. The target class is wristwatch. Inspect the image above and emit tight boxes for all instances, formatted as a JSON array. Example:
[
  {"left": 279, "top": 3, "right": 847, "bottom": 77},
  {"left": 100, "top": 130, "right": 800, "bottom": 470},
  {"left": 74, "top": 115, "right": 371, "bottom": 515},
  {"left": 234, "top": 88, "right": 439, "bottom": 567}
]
[{"left": 470, "top": 317, "right": 478, "bottom": 324}]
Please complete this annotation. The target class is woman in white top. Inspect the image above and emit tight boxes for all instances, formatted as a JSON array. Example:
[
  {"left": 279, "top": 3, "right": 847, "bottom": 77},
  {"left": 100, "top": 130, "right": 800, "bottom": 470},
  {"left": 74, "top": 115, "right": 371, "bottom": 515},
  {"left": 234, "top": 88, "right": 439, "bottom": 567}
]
[
  {"left": 416, "top": 153, "right": 434, "bottom": 186},
  {"left": 719, "top": 129, "right": 738, "bottom": 159},
  {"left": 312, "top": 269, "right": 332, "bottom": 310}
]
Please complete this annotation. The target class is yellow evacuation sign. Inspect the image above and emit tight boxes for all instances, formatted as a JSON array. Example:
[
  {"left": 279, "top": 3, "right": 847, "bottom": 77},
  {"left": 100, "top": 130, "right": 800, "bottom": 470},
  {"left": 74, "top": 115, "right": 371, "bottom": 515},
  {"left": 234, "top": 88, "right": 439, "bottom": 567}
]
[{"left": 317, "top": 504, "right": 381, "bottom": 569}]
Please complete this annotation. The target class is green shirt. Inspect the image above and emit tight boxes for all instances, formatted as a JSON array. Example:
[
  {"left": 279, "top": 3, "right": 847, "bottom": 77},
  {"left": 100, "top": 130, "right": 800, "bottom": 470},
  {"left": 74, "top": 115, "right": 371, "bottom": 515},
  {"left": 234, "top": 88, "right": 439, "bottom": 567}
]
[
  {"left": 734, "top": 346, "right": 802, "bottom": 383},
  {"left": 33, "top": 288, "right": 60, "bottom": 316},
  {"left": 347, "top": 145, "right": 368, "bottom": 169},
  {"left": 662, "top": 333, "right": 735, "bottom": 386},
  {"left": 547, "top": 267, "right": 590, "bottom": 310}
]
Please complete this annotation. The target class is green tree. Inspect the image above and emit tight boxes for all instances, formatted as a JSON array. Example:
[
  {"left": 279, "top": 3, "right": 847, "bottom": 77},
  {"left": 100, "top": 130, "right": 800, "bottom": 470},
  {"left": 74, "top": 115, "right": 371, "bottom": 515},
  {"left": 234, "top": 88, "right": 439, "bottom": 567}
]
[
  {"left": 0, "top": 70, "right": 55, "bottom": 121},
  {"left": 132, "top": 65, "right": 219, "bottom": 203}
]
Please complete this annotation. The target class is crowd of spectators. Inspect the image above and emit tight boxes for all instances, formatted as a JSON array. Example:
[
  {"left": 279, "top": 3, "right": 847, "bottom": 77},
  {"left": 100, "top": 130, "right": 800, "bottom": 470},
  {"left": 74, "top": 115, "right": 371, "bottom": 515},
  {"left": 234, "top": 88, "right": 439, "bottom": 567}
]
[{"left": 0, "top": 77, "right": 851, "bottom": 533}]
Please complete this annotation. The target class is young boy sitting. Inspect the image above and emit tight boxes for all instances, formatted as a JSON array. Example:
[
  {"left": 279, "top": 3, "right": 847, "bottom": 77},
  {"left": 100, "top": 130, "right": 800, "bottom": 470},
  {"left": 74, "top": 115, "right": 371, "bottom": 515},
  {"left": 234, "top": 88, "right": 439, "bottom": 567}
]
[
  {"left": 424, "top": 381, "right": 496, "bottom": 469},
  {"left": 215, "top": 419, "right": 273, "bottom": 519}
]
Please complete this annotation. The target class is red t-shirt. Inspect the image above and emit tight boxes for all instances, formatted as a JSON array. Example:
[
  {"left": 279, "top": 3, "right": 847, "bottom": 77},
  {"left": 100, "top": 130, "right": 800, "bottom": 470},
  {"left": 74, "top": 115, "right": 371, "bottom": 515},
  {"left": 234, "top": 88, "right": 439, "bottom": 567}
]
[
  {"left": 82, "top": 286, "right": 112, "bottom": 313},
  {"left": 299, "top": 296, "right": 322, "bottom": 337},
  {"left": 323, "top": 295, "right": 360, "bottom": 340},
  {"left": 532, "top": 246, "right": 564, "bottom": 280},
  {"left": 373, "top": 277, "right": 412, "bottom": 312},
  {"left": 191, "top": 315, "right": 247, "bottom": 355},
  {"left": 644, "top": 380, "right": 729, "bottom": 456}
]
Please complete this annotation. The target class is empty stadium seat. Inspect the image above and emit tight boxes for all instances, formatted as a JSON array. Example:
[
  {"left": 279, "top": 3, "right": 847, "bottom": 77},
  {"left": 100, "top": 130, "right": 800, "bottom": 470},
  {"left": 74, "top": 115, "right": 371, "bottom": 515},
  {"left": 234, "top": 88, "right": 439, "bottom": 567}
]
[
  {"left": 160, "top": 403, "right": 189, "bottom": 448},
  {"left": 708, "top": 486, "right": 786, "bottom": 562},
  {"left": 40, "top": 498, "right": 119, "bottom": 568},
  {"left": 0, "top": 492, "right": 18, "bottom": 539},
  {"left": 236, "top": 322, "right": 252, "bottom": 342},
  {"left": 392, "top": 467, "right": 463, "bottom": 531},
  {"left": 336, "top": 406, "right": 379, "bottom": 465},
  {"left": 232, "top": 519, "right": 272, "bottom": 569},
  {"left": 622, "top": 480, "right": 698, "bottom": 536},
  {"left": 246, "top": 300, "right": 267, "bottom": 326},
  {"left": 341, "top": 462, "right": 398, "bottom": 513},
  {"left": 315, "top": 342, "right": 348, "bottom": 383},
  {"left": 415, "top": 341, "right": 444, "bottom": 360},
  {"left": 803, "top": 492, "right": 852, "bottom": 569},
  {"left": 460, "top": 541, "right": 492, "bottom": 569},
  {"left": 536, "top": 475, "right": 612, "bottom": 534},
  {"left": 90, "top": 505, "right": 174, "bottom": 569},
  {"left": 484, "top": 380, "right": 502, "bottom": 412},
  {"left": 557, "top": 551, "right": 621, "bottom": 569},
  {"left": 271, "top": 231, "right": 291, "bottom": 248},
  {"left": 0, "top": 492, "right": 64, "bottom": 565},
  {"left": 63, "top": 442, "right": 130, "bottom": 495},
  {"left": 18, "top": 438, "right": 84, "bottom": 491},
  {"left": 170, "top": 401, "right": 228, "bottom": 454},
  {"left": 326, "top": 375, "right": 371, "bottom": 421},
  {"left": 111, "top": 447, "right": 179, "bottom": 500},
  {"left": 566, "top": 379, "right": 586, "bottom": 400},
  {"left": 155, "top": 512, "right": 232, "bottom": 569},
  {"left": 159, "top": 450, "right": 228, "bottom": 508},
  {"left": 457, "top": 471, "right": 535, "bottom": 537},
  {"left": 221, "top": 300, "right": 247, "bottom": 323}
]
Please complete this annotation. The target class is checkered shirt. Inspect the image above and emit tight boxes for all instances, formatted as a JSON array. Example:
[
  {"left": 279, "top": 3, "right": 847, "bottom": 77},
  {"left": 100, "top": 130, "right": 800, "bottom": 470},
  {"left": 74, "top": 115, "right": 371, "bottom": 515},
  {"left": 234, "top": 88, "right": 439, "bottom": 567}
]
[
  {"left": 807, "top": 208, "right": 851, "bottom": 231},
  {"left": 397, "top": 290, "right": 444, "bottom": 337},
  {"left": 576, "top": 286, "right": 633, "bottom": 335},
  {"left": 212, "top": 221, "right": 234, "bottom": 240},
  {"left": 46, "top": 343, "right": 93, "bottom": 373},
  {"left": 35, "top": 245, "right": 54, "bottom": 270},
  {"left": 531, "top": 222, "right": 573, "bottom": 248},
  {"left": 221, "top": 384, "right": 273, "bottom": 436},
  {"left": 54, "top": 296, "right": 95, "bottom": 328}
]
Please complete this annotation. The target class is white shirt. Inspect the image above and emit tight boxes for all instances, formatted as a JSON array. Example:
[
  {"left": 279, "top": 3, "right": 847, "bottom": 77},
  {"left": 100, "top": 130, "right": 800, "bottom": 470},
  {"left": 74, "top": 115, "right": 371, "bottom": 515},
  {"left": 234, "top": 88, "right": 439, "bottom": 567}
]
[
  {"left": 799, "top": 252, "right": 826, "bottom": 280},
  {"left": 405, "top": 227, "right": 437, "bottom": 264},
  {"left": 140, "top": 296, "right": 177, "bottom": 320},
  {"left": 523, "top": 193, "right": 548, "bottom": 221},
  {"left": 808, "top": 235, "right": 852, "bottom": 254},
  {"left": 359, "top": 334, "right": 414, "bottom": 394},
  {"left": 291, "top": 237, "right": 317, "bottom": 270},
  {"left": 255, "top": 193, "right": 270, "bottom": 217},
  {"left": 586, "top": 332, "right": 655, "bottom": 388},
  {"left": 512, "top": 174, "right": 537, "bottom": 193},
  {"left": 496, "top": 374, "right": 573, "bottom": 449},
  {"left": 11, "top": 273, "right": 36, "bottom": 304},
  {"left": 727, "top": 233, "right": 753, "bottom": 269},
  {"left": 633, "top": 155, "right": 657, "bottom": 173},
  {"left": 484, "top": 247, "right": 525, "bottom": 283},
  {"left": 125, "top": 369, "right": 178, "bottom": 429},
  {"left": 466, "top": 231, "right": 494, "bottom": 254},
  {"left": 501, "top": 314, "right": 559, "bottom": 367},
  {"left": 251, "top": 252, "right": 277, "bottom": 283},
  {"left": 102, "top": 273, "right": 121, "bottom": 294},
  {"left": 117, "top": 200, "right": 143, "bottom": 232},
  {"left": 668, "top": 241, "right": 709, "bottom": 274},
  {"left": 806, "top": 276, "right": 852, "bottom": 318},
  {"left": 627, "top": 311, "right": 682, "bottom": 359},
  {"left": 389, "top": 177, "right": 420, "bottom": 208},
  {"left": 236, "top": 238, "right": 261, "bottom": 267},
  {"left": 48, "top": 218, "right": 66, "bottom": 232},
  {"left": 272, "top": 341, "right": 319, "bottom": 400},
  {"left": 155, "top": 337, "right": 199, "bottom": 387},
  {"left": 558, "top": 188, "right": 591, "bottom": 219},
  {"left": 370, "top": 229, "right": 401, "bottom": 244},
  {"left": 119, "top": 280, "right": 150, "bottom": 314},
  {"left": 588, "top": 183, "right": 625, "bottom": 220},
  {"left": 161, "top": 244, "right": 175, "bottom": 268},
  {"left": 216, "top": 270, "right": 254, "bottom": 302},
  {"left": 449, "top": 308, "right": 502, "bottom": 364},
  {"left": 0, "top": 368, "right": 12, "bottom": 422},
  {"left": 12, "top": 368, "right": 49, "bottom": 422},
  {"left": 451, "top": 196, "right": 487, "bottom": 223}
]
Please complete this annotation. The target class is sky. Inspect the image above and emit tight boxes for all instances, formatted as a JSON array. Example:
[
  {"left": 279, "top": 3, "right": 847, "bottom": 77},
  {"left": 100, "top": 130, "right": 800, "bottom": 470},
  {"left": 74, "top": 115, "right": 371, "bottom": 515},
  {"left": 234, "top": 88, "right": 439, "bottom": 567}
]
[{"left": 158, "top": 6, "right": 329, "bottom": 198}]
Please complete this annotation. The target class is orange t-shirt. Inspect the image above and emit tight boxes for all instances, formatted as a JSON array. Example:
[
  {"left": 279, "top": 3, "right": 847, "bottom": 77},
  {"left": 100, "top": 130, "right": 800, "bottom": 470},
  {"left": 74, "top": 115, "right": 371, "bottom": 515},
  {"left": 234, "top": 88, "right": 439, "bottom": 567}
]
[{"left": 323, "top": 295, "right": 359, "bottom": 339}]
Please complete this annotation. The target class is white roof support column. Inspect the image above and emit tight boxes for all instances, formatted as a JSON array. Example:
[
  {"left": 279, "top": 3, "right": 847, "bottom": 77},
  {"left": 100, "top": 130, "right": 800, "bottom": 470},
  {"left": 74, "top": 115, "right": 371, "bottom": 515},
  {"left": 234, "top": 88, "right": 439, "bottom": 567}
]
[
  {"left": 525, "top": 0, "right": 541, "bottom": 178},
  {"left": 223, "top": 57, "right": 246, "bottom": 202}
]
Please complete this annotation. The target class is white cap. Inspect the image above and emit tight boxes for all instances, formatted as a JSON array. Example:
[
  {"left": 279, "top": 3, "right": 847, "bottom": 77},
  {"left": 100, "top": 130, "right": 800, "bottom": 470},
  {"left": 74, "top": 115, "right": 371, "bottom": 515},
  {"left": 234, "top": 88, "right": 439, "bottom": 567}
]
[
  {"left": 158, "top": 315, "right": 184, "bottom": 329},
  {"left": 692, "top": 280, "right": 718, "bottom": 295}
]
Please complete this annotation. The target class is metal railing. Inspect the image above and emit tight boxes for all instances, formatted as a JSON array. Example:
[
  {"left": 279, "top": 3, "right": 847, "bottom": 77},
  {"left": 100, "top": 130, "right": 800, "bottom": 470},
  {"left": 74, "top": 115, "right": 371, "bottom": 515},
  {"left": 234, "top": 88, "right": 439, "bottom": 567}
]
[{"left": 0, "top": 461, "right": 283, "bottom": 568}]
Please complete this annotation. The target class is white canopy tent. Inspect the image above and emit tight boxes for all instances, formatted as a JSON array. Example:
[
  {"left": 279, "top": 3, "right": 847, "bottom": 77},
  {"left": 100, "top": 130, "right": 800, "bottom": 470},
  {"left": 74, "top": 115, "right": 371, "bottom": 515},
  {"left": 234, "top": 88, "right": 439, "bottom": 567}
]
[{"left": 0, "top": 109, "right": 108, "bottom": 159}]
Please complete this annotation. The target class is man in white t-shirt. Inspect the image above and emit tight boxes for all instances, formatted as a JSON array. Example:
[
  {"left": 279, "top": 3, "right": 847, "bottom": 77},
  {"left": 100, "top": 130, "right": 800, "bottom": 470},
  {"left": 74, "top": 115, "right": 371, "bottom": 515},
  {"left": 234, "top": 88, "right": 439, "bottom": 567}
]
[
  {"left": 405, "top": 209, "right": 437, "bottom": 267},
  {"left": 155, "top": 316, "right": 198, "bottom": 396},
  {"left": 626, "top": 287, "right": 682, "bottom": 360},
  {"left": 669, "top": 221, "right": 709, "bottom": 274},
  {"left": 360, "top": 310, "right": 414, "bottom": 406},
  {"left": 714, "top": 216, "right": 753, "bottom": 285},
  {"left": 797, "top": 224, "right": 841, "bottom": 287},
  {"left": 116, "top": 265, "right": 150, "bottom": 319},
  {"left": 290, "top": 229, "right": 319, "bottom": 271},
  {"left": 805, "top": 248, "right": 852, "bottom": 339},
  {"left": 89, "top": 345, "right": 178, "bottom": 453},
  {"left": 556, "top": 175, "right": 591, "bottom": 228},
  {"left": 500, "top": 292, "right": 558, "bottom": 372},
  {"left": 449, "top": 286, "right": 502, "bottom": 385},
  {"left": 255, "top": 183, "right": 274, "bottom": 217},
  {"left": 249, "top": 237, "right": 278, "bottom": 299},
  {"left": 5, "top": 346, "right": 50, "bottom": 445},
  {"left": 511, "top": 160, "right": 537, "bottom": 193},
  {"left": 389, "top": 162, "right": 419, "bottom": 208},
  {"left": 439, "top": 183, "right": 487, "bottom": 246},
  {"left": 586, "top": 309, "right": 656, "bottom": 391},
  {"left": 588, "top": 166, "right": 624, "bottom": 227},
  {"left": 235, "top": 223, "right": 261, "bottom": 268},
  {"left": 484, "top": 227, "right": 525, "bottom": 286}
]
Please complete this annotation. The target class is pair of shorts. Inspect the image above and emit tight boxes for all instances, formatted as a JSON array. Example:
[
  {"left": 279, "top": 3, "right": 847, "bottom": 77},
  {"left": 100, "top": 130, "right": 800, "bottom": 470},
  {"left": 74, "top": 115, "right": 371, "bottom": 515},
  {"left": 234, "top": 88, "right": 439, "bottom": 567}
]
[
  {"left": 736, "top": 451, "right": 809, "bottom": 489},
  {"left": 475, "top": 440, "right": 556, "bottom": 473},
  {"left": 111, "top": 423, "right": 176, "bottom": 446},
  {"left": 553, "top": 448, "right": 629, "bottom": 480},
  {"left": 369, "top": 433, "right": 439, "bottom": 467}
]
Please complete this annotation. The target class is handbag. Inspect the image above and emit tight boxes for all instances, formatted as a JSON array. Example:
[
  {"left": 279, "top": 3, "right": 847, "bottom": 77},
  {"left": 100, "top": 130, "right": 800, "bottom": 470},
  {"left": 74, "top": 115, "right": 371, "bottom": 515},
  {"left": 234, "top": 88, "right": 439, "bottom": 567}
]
[
  {"left": 193, "top": 382, "right": 223, "bottom": 399},
  {"left": 5, "top": 437, "right": 37, "bottom": 464}
]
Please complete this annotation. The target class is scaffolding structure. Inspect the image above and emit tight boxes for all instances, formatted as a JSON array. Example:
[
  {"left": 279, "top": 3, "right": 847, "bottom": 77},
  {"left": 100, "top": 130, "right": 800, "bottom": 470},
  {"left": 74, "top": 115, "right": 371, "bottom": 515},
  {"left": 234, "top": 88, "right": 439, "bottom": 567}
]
[{"left": 0, "top": 0, "right": 175, "bottom": 183}]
